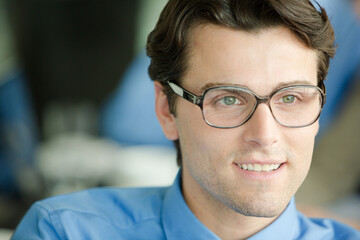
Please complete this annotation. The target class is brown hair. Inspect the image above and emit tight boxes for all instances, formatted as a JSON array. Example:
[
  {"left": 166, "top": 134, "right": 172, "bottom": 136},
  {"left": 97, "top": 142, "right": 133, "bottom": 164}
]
[{"left": 146, "top": 0, "right": 336, "bottom": 166}]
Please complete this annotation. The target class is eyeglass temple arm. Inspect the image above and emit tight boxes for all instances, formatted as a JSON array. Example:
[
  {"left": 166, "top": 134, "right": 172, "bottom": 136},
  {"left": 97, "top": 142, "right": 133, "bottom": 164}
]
[
  {"left": 167, "top": 81, "right": 201, "bottom": 105},
  {"left": 319, "top": 81, "right": 326, "bottom": 105}
]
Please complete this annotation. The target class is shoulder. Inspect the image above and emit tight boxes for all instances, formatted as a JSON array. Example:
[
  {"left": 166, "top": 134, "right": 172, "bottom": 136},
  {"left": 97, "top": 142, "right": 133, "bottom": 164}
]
[
  {"left": 296, "top": 212, "right": 360, "bottom": 240},
  {"left": 38, "top": 186, "right": 168, "bottom": 222},
  {"left": 12, "top": 187, "right": 169, "bottom": 239}
]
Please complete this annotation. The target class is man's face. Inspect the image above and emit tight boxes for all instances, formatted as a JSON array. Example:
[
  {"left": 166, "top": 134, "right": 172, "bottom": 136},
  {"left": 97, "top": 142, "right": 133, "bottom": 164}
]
[{"left": 161, "top": 25, "right": 319, "bottom": 218}]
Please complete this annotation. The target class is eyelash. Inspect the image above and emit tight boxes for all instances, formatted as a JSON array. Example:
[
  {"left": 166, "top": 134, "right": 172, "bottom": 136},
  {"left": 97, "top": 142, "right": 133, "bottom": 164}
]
[{"left": 213, "top": 95, "right": 246, "bottom": 105}]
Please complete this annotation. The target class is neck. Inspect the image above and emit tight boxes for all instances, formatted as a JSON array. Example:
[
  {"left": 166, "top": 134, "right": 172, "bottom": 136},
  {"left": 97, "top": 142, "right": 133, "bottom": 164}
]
[{"left": 182, "top": 170, "right": 279, "bottom": 240}]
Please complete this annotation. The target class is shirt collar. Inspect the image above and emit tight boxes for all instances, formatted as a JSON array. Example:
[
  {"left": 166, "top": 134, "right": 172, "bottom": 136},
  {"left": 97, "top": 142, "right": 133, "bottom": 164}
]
[
  {"left": 162, "top": 170, "right": 299, "bottom": 239},
  {"left": 248, "top": 198, "right": 299, "bottom": 240}
]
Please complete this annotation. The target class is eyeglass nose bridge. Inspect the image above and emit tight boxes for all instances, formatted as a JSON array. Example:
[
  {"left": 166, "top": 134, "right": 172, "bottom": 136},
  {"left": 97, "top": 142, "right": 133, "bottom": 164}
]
[
  {"left": 256, "top": 96, "right": 270, "bottom": 104},
  {"left": 244, "top": 95, "right": 277, "bottom": 126}
]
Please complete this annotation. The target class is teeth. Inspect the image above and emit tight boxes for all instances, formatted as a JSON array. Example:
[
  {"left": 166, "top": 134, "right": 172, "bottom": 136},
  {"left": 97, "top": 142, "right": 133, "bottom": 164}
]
[
  {"left": 262, "top": 164, "right": 270, "bottom": 171},
  {"left": 237, "top": 163, "right": 281, "bottom": 172},
  {"left": 253, "top": 164, "right": 261, "bottom": 172}
]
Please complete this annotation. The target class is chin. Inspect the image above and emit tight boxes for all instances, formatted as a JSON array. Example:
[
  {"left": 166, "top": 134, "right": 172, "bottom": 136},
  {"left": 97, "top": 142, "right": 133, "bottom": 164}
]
[
  {"left": 235, "top": 206, "right": 282, "bottom": 218},
  {"left": 226, "top": 195, "right": 288, "bottom": 218}
]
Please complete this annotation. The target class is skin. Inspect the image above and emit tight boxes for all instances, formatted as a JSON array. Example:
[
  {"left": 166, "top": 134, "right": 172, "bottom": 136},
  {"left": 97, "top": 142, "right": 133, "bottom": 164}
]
[
  {"left": 355, "top": 0, "right": 360, "bottom": 19},
  {"left": 155, "top": 25, "right": 319, "bottom": 240}
]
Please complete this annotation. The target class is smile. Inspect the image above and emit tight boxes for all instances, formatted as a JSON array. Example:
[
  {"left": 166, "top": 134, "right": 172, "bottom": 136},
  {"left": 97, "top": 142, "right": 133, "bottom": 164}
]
[{"left": 236, "top": 163, "right": 281, "bottom": 172}]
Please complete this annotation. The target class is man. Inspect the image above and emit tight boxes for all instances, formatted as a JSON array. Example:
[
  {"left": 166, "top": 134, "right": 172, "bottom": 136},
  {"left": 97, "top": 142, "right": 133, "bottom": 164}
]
[{"left": 12, "top": 0, "right": 360, "bottom": 239}]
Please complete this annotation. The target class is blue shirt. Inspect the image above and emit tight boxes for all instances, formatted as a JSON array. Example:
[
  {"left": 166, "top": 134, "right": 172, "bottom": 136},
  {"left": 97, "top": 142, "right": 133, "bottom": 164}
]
[{"left": 12, "top": 172, "right": 360, "bottom": 239}]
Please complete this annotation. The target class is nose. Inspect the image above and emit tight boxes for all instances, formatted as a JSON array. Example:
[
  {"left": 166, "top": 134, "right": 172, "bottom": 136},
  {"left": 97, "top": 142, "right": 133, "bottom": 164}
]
[{"left": 241, "top": 103, "right": 280, "bottom": 147}]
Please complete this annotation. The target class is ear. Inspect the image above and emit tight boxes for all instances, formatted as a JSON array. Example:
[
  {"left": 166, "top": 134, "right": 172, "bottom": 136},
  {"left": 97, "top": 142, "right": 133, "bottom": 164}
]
[{"left": 154, "top": 82, "right": 179, "bottom": 140}]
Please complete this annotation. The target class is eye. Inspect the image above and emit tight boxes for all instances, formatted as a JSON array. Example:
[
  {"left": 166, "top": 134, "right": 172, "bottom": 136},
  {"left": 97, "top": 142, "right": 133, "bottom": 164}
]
[
  {"left": 281, "top": 95, "right": 295, "bottom": 103},
  {"left": 220, "top": 96, "right": 240, "bottom": 105}
]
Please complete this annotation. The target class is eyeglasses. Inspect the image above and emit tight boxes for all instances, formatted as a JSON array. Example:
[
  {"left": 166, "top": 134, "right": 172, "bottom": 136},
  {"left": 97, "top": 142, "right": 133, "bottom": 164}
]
[{"left": 167, "top": 81, "right": 326, "bottom": 129}]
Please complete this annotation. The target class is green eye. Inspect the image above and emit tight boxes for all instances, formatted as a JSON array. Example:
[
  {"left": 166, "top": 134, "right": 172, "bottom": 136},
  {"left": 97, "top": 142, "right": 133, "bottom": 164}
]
[
  {"left": 222, "top": 96, "right": 237, "bottom": 105},
  {"left": 282, "top": 95, "right": 295, "bottom": 103}
]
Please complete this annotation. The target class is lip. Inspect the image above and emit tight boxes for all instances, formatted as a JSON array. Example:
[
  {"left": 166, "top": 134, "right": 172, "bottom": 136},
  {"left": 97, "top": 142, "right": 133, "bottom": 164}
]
[{"left": 233, "top": 162, "right": 286, "bottom": 180}]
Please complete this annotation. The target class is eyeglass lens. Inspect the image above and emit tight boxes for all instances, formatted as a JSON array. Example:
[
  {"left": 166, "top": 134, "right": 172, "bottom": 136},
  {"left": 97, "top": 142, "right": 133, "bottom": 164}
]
[{"left": 202, "top": 86, "right": 322, "bottom": 128}]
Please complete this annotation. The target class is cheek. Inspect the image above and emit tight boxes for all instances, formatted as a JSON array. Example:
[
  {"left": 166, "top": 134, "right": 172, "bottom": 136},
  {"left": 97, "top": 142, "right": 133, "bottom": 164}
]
[
  {"left": 287, "top": 124, "right": 318, "bottom": 169},
  {"left": 175, "top": 104, "right": 228, "bottom": 166},
  {"left": 176, "top": 101, "right": 210, "bottom": 141},
  {"left": 176, "top": 119, "right": 215, "bottom": 163}
]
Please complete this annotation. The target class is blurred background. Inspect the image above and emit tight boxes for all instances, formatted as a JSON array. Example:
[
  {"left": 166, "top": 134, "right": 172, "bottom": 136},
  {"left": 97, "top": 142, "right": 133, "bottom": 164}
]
[{"left": 0, "top": 0, "right": 359, "bottom": 237}]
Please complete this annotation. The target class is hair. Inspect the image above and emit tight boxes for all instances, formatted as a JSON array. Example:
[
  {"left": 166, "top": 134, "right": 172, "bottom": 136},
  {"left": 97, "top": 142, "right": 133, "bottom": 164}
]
[{"left": 146, "top": 0, "right": 336, "bottom": 166}]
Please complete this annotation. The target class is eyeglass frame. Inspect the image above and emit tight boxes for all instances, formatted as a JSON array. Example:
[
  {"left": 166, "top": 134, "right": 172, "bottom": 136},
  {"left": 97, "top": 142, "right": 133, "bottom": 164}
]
[{"left": 167, "top": 80, "right": 326, "bottom": 129}]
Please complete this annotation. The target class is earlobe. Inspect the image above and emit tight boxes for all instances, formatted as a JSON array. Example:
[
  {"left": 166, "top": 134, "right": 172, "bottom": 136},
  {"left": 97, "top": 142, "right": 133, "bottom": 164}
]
[{"left": 154, "top": 82, "right": 179, "bottom": 140}]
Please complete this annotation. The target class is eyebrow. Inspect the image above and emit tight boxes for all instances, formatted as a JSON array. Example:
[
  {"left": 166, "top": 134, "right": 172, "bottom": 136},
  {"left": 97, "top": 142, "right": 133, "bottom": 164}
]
[{"left": 200, "top": 80, "right": 315, "bottom": 93}]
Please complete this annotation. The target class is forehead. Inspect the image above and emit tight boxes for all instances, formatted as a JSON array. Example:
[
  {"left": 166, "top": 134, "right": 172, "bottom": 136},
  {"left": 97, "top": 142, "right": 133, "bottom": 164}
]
[{"left": 183, "top": 24, "right": 318, "bottom": 95}]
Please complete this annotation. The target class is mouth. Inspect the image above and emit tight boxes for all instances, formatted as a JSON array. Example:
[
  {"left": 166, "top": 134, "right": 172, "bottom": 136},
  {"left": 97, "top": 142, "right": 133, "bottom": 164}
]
[{"left": 235, "top": 163, "right": 283, "bottom": 172}]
